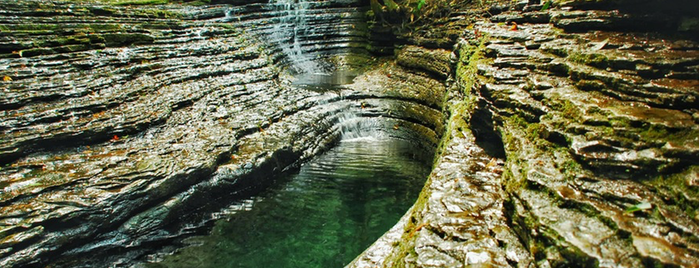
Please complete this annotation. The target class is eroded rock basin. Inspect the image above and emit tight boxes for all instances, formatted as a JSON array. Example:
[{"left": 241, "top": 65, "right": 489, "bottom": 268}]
[
  {"left": 147, "top": 136, "right": 434, "bottom": 268},
  {"left": 3, "top": 0, "right": 699, "bottom": 267}
]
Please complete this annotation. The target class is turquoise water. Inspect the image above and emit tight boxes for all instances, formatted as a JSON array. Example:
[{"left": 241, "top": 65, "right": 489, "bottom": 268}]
[{"left": 150, "top": 137, "right": 432, "bottom": 268}]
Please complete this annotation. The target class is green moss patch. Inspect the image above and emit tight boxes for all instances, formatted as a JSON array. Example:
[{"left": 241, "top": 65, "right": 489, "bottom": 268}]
[
  {"left": 647, "top": 166, "right": 699, "bottom": 219},
  {"left": 568, "top": 51, "right": 610, "bottom": 69}
]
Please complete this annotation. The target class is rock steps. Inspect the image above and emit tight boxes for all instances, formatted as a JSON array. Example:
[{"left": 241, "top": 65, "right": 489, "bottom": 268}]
[
  {"left": 0, "top": 1, "right": 448, "bottom": 267},
  {"left": 471, "top": 2, "right": 699, "bottom": 267},
  {"left": 350, "top": 0, "right": 699, "bottom": 267}
]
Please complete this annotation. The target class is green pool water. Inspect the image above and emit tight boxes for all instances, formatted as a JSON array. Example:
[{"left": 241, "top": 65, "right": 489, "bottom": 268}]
[{"left": 149, "top": 137, "right": 433, "bottom": 268}]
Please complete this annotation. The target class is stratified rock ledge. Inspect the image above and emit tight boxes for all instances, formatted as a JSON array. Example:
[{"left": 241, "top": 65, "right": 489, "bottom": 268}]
[{"left": 350, "top": 0, "right": 699, "bottom": 267}]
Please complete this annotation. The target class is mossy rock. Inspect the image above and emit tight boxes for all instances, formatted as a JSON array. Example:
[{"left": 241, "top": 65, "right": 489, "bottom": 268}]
[
  {"left": 568, "top": 52, "right": 609, "bottom": 69},
  {"left": 396, "top": 45, "right": 452, "bottom": 78},
  {"left": 18, "top": 47, "right": 55, "bottom": 57},
  {"left": 102, "top": 33, "right": 155, "bottom": 47}
]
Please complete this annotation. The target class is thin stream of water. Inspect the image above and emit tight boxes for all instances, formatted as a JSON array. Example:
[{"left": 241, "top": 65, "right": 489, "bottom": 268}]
[
  {"left": 269, "top": 0, "right": 320, "bottom": 74},
  {"left": 149, "top": 137, "right": 433, "bottom": 268}
]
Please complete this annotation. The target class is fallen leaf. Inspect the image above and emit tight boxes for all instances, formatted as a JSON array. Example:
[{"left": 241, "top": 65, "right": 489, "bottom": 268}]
[
  {"left": 509, "top": 22, "right": 518, "bottom": 31},
  {"left": 3, "top": 76, "right": 11, "bottom": 82}
]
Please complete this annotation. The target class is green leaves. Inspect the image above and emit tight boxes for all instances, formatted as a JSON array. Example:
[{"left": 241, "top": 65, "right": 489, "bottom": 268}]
[
  {"left": 368, "top": 0, "right": 448, "bottom": 23},
  {"left": 541, "top": 0, "right": 552, "bottom": 11},
  {"left": 370, "top": 0, "right": 383, "bottom": 16},
  {"left": 416, "top": 0, "right": 426, "bottom": 12}
]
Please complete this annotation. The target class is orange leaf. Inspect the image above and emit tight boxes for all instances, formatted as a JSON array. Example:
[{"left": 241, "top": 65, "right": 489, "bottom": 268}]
[
  {"left": 3, "top": 76, "right": 11, "bottom": 82},
  {"left": 509, "top": 22, "right": 518, "bottom": 31}
]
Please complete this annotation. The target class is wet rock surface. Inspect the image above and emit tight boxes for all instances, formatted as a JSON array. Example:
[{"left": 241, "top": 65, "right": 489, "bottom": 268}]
[
  {"left": 351, "top": 0, "right": 699, "bottom": 267},
  {"left": 0, "top": 0, "right": 445, "bottom": 267},
  {"left": 2, "top": 0, "right": 699, "bottom": 267}
]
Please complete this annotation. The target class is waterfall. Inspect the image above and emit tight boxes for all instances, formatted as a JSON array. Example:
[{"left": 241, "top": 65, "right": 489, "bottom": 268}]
[{"left": 270, "top": 0, "right": 322, "bottom": 74}]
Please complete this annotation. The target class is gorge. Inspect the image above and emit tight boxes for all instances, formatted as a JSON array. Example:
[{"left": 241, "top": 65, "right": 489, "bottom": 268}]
[{"left": 1, "top": 0, "right": 699, "bottom": 267}]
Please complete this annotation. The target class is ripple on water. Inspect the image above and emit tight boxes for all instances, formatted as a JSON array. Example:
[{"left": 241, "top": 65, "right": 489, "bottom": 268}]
[{"left": 147, "top": 137, "right": 433, "bottom": 268}]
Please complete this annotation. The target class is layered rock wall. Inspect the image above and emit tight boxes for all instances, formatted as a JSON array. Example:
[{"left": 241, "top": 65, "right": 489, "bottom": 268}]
[
  {"left": 0, "top": 1, "right": 436, "bottom": 267},
  {"left": 351, "top": 0, "right": 699, "bottom": 267},
  {"left": 2, "top": 0, "right": 699, "bottom": 267}
]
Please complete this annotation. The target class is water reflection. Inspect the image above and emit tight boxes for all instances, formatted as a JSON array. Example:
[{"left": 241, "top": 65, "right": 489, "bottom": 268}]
[
  {"left": 291, "top": 69, "right": 358, "bottom": 92},
  {"left": 149, "top": 137, "right": 432, "bottom": 268}
]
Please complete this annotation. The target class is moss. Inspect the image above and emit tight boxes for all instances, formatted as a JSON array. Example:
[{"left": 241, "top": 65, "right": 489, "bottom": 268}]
[
  {"left": 559, "top": 196, "right": 620, "bottom": 231},
  {"left": 647, "top": 166, "right": 699, "bottom": 219},
  {"left": 396, "top": 46, "right": 452, "bottom": 78},
  {"left": 607, "top": 117, "right": 632, "bottom": 128},
  {"left": 541, "top": 45, "right": 569, "bottom": 58},
  {"left": 3, "top": 24, "right": 63, "bottom": 35},
  {"left": 384, "top": 31, "right": 491, "bottom": 266},
  {"left": 509, "top": 189, "right": 600, "bottom": 267},
  {"left": 88, "top": 24, "right": 124, "bottom": 32},
  {"left": 102, "top": 33, "right": 155, "bottom": 47},
  {"left": 41, "top": 35, "right": 97, "bottom": 48},
  {"left": 432, "top": 94, "right": 478, "bottom": 166},
  {"left": 568, "top": 52, "right": 610, "bottom": 69},
  {"left": 507, "top": 114, "right": 561, "bottom": 151},
  {"left": 455, "top": 35, "right": 489, "bottom": 95},
  {"left": 503, "top": 162, "right": 529, "bottom": 194},
  {"left": 383, "top": 178, "right": 433, "bottom": 267},
  {"left": 18, "top": 48, "right": 54, "bottom": 57},
  {"left": 638, "top": 124, "right": 699, "bottom": 144},
  {"left": 187, "top": 0, "right": 211, "bottom": 6},
  {"left": 141, "top": 9, "right": 181, "bottom": 18},
  {"left": 575, "top": 79, "right": 606, "bottom": 91},
  {"left": 545, "top": 98, "right": 583, "bottom": 124}
]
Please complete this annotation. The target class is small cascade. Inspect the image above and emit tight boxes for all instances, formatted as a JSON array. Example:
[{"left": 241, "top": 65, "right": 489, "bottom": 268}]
[
  {"left": 337, "top": 112, "right": 407, "bottom": 141},
  {"left": 269, "top": 0, "right": 322, "bottom": 74},
  {"left": 222, "top": 0, "right": 368, "bottom": 75}
]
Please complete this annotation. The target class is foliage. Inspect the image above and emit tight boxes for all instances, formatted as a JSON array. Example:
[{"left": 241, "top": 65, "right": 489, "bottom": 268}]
[
  {"left": 416, "top": 0, "right": 426, "bottom": 12},
  {"left": 369, "top": 0, "right": 472, "bottom": 24},
  {"left": 541, "top": 0, "right": 552, "bottom": 11}
]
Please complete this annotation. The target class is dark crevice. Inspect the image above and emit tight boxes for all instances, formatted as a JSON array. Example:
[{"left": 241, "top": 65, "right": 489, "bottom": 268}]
[{"left": 470, "top": 102, "right": 507, "bottom": 159}]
